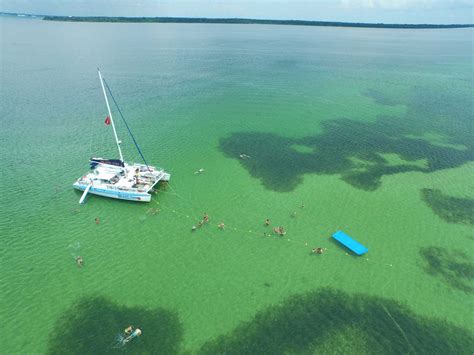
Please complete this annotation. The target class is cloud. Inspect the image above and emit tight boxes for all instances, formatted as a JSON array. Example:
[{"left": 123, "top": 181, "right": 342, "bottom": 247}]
[
  {"left": 338, "top": 0, "right": 472, "bottom": 10},
  {"left": 339, "top": 0, "right": 423, "bottom": 9}
]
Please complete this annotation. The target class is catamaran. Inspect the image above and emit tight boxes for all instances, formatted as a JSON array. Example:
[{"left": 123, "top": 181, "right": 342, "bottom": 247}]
[{"left": 73, "top": 69, "right": 170, "bottom": 203}]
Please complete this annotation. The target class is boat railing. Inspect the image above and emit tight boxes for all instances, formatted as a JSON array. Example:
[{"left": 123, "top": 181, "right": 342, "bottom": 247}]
[{"left": 77, "top": 178, "right": 149, "bottom": 194}]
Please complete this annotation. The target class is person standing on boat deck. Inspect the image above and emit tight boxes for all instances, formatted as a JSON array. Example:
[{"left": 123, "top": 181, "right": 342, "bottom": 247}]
[{"left": 134, "top": 168, "right": 140, "bottom": 185}]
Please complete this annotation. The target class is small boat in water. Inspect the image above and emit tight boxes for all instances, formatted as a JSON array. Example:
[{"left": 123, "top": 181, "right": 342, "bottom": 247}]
[{"left": 73, "top": 69, "right": 170, "bottom": 203}]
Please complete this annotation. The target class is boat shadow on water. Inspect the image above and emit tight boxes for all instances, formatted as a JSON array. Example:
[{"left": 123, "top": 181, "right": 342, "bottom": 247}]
[{"left": 47, "top": 289, "right": 473, "bottom": 354}]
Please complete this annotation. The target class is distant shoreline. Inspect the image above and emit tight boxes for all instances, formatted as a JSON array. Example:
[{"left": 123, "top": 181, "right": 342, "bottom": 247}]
[{"left": 4, "top": 13, "right": 472, "bottom": 29}]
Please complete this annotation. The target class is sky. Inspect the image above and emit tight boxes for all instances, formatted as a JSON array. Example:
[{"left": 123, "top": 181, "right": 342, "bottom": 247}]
[{"left": 1, "top": 0, "right": 473, "bottom": 24}]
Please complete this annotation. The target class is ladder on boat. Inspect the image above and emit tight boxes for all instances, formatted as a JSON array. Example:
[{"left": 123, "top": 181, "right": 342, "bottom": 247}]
[{"left": 79, "top": 184, "right": 92, "bottom": 204}]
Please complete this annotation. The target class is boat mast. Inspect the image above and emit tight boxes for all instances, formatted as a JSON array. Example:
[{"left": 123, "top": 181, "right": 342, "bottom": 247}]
[{"left": 98, "top": 69, "right": 124, "bottom": 162}]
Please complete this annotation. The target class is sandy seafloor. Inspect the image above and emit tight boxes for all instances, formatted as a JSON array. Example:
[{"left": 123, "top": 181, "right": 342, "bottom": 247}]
[{"left": 1, "top": 16, "right": 473, "bottom": 353}]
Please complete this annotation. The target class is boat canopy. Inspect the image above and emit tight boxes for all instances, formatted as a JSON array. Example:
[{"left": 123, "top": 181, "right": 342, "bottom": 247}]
[
  {"left": 90, "top": 158, "right": 124, "bottom": 168},
  {"left": 95, "top": 171, "right": 117, "bottom": 181}
]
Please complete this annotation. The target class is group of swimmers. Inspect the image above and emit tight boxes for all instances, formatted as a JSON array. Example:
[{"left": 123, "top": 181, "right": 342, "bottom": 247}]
[
  {"left": 272, "top": 226, "right": 286, "bottom": 236},
  {"left": 264, "top": 218, "right": 287, "bottom": 236},
  {"left": 186, "top": 204, "right": 327, "bottom": 256},
  {"left": 123, "top": 325, "right": 142, "bottom": 343},
  {"left": 192, "top": 213, "right": 210, "bottom": 231}
]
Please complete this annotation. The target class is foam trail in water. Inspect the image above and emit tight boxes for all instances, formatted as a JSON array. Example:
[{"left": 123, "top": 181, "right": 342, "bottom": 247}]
[{"left": 67, "top": 241, "right": 81, "bottom": 258}]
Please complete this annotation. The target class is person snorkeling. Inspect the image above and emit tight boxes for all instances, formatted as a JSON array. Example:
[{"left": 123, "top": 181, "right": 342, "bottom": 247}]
[{"left": 124, "top": 328, "right": 142, "bottom": 343}]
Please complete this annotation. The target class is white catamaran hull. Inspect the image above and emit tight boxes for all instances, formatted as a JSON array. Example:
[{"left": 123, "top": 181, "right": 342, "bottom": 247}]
[
  {"left": 73, "top": 169, "right": 170, "bottom": 203},
  {"left": 73, "top": 183, "right": 153, "bottom": 202},
  {"left": 73, "top": 69, "right": 171, "bottom": 204}
]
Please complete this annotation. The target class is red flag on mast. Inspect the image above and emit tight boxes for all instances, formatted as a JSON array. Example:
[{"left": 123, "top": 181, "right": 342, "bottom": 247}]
[{"left": 104, "top": 116, "right": 111, "bottom": 125}]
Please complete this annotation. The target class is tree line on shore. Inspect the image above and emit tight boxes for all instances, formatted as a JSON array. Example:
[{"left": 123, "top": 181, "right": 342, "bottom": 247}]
[{"left": 42, "top": 16, "right": 473, "bottom": 29}]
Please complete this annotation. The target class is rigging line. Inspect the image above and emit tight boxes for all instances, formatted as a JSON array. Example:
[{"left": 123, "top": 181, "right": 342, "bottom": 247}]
[
  {"left": 88, "top": 97, "right": 94, "bottom": 159},
  {"left": 102, "top": 78, "right": 150, "bottom": 170},
  {"left": 164, "top": 182, "right": 202, "bottom": 216},
  {"left": 167, "top": 184, "right": 199, "bottom": 211}
]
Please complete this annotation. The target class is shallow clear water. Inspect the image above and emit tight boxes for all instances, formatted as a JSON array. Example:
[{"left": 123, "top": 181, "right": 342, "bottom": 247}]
[{"left": 1, "top": 17, "right": 473, "bottom": 353}]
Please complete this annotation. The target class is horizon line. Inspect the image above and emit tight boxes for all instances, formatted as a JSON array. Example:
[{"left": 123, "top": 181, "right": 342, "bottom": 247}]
[{"left": 1, "top": 12, "right": 473, "bottom": 28}]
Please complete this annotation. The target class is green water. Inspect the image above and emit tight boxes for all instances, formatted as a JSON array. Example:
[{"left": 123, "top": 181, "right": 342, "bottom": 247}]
[{"left": 1, "top": 17, "right": 473, "bottom": 353}]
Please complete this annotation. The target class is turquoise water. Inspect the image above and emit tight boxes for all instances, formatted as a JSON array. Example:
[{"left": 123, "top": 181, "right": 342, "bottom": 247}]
[{"left": 1, "top": 17, "right": 473, "bottom": 353}]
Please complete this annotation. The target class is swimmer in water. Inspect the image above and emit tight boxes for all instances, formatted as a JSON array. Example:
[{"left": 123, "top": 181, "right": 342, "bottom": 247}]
[
  {"left": 95, "top": 217, "right": 100, "bottom": 225},
  {"left": 218, "top": 222, "right": 225, "bottom": 229},
  {"left": 124, "top": 328, "right": 142, "bottom": 343},
  {"left": 264, "top": 218, "right": 270, "bottom": 226},
  {"left": 75, "top": 256, "right": 84, "bottom": 267},
  {"left": 312, "top": 247, "right": 325, "bottom": 255},
  {"left": 124, "top": 325, "right": 133, "bottom": 335},
  {"left": 203, "top": 213, "right": 209, "bottom": 222},
  {"left": 150, "top": 208, "right": 160, "bottom": 215},
  {"left": 192, "top": 225, "right": 197, "bottom": 232}
]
